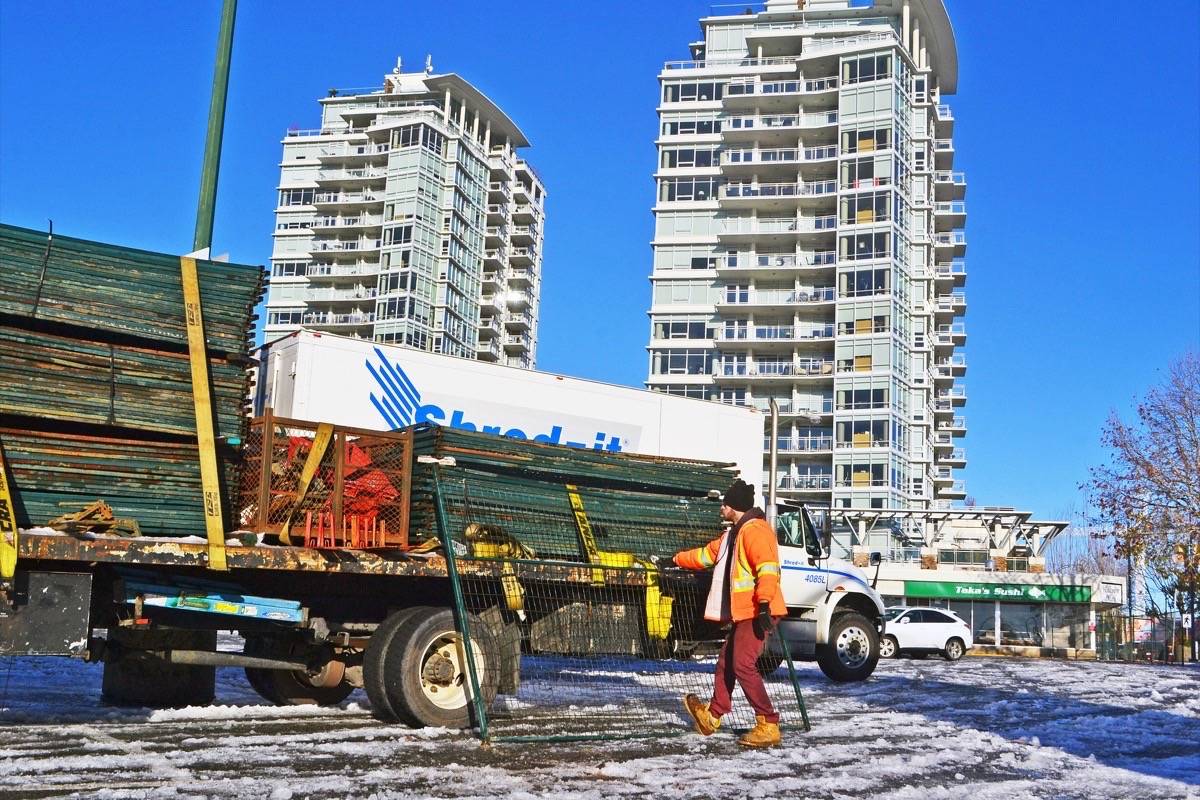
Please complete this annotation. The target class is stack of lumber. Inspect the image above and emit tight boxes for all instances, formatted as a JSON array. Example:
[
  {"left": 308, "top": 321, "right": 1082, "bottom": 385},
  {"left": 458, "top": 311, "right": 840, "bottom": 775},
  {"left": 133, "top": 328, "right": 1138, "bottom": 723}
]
[
  {"left": 0, "top": 223, "right": 265, "bottom": 535},
  {"left": 407, "top": 426, "right": 736, "bottom": 561}
]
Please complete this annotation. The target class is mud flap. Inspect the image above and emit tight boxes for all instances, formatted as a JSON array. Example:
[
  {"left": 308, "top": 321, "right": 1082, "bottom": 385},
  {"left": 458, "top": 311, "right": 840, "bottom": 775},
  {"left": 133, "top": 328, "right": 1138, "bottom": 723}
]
[{"left": 0, "top": 570, "right": 92, "bottom": 656}]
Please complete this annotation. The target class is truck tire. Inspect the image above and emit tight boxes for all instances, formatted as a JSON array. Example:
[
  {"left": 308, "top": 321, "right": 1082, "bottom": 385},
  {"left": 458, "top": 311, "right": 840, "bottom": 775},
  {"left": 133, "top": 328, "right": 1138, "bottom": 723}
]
[
  {"left": 243, "top": 636, "right": 354, "bottom": 706},
  {"left": 816, "top": 611, "right": 879, "bottom": 683},
  {"left": 102, "top": 628, "right": 217, "bottom": 708},
  {"left": 381, "top": 607, "right": 499, "bottom": 729},
  {"left": 363, "top": 606, "right": 431, "bottom": 723}
]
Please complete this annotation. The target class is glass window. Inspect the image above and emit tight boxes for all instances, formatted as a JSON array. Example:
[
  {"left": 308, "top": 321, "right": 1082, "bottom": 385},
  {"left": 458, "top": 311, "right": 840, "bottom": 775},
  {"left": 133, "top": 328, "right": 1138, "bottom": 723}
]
[
  {"left": 1044, "top": 604, "right": 1089, "bottom": 650},
  {"left": 972, "top": 601, "right": 996, "bottom": 644},
  {"left": 1000, "top": 603, "right": 1044, "bottom": 647}
]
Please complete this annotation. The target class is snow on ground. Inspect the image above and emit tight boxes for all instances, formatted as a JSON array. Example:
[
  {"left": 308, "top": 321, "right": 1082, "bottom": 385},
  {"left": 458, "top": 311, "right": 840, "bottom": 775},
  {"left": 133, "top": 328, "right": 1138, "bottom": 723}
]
[{"left": 0, "top": 649, "right": 1196, "bottom": 800}]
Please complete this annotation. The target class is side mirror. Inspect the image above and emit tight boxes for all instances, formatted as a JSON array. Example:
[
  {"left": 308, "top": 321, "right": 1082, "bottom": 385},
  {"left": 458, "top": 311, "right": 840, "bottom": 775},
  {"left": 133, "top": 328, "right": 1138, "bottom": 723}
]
[
  {"left": 869, "top": 551, "right": 882, "bottom": 566},
  {"left": 899, "top": 617, "right": 910, "bottom": 624},
  {"left": 820, "top": 512, "right": 832, "bottom": 553}
]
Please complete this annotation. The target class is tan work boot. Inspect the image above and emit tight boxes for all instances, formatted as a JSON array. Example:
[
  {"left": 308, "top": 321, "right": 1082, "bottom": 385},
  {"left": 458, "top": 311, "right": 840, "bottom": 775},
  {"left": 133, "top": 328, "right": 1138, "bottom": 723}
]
[
  {"left": 683, "top": 694, "right": 721, "bottom": 736},
  {"left": 738, "top": 715, "right": 782, "bottom": 748}
]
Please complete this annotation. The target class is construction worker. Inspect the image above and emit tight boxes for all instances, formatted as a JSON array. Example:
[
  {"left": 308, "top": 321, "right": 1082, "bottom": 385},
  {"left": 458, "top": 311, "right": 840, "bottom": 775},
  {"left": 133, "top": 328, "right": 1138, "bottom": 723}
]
[{"left": 672, "top": 478, "right": 786, "bottom": 748}]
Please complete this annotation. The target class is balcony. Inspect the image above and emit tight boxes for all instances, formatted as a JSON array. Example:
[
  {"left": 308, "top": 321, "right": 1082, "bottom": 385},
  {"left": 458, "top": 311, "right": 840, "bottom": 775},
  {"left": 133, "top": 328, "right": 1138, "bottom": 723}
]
[
  {"left": 310, "top": 238, "right": 382, "bottom": 254},
  {"left": 716, "top": 287, "right": 835, "bottom": 310},
  {"left": 938, "top": 480, "right": 967, "bottom": 499},
  {"left": 303, "top": 286, "right": 378, "bottom": 303},
  {"left": 714, "top": 323, "right": 835, "bottom": 346},
  {"left": 506, "top": 291, "right": 531, "bottom": 310},
  {"left": 510, "top": 247, "right": 535, "bottom": 266},
  {"left": 933, "top": 171, "right": 966, "bottom": 201},
  {"left": 718, "top": 215, "right": 836, "bottom": 240},
  {"left": 661, "top": 55, "right": 800, "bottom": 74},
  {"left": 715, "top": 358, "right": 834, "bottom": 380},
  {"left": 938, "top": 417, "right": 968, "bottom": 436},
  {"left": 934, "top": 323, "right": 967, "bottom": 347},
  {"left": 933, "top": 231, "right": 967, "bottom": 257},
  {"left": 316, "top": 142, "right": 390, "bottom": 161},
  {"left": 934, "top": 139, "right": 955, "bottom": 169},
  {"left": 934, "top": 260, "right": 967, "bottom": 288},
  {"left": 488, "top": 181, "right": 511, "bottom": 201},
  {"left": 943, "top": 449, "right": 967, "bottom": 467},
  {"left": 932, "top": 355, "right": 967, "bottom": 379},
  {"left": 721, "top": 180, "right": 837, "bottom": 210},
  {"left": 512, "top": 203, "right": 539, "bottom": 222},
  {"left": 722, "top": 112, "right": 839, "bottom": 143},
  {"left": 934, "top": 201, "right": 966, "bottom": 231},
  {"left": 508, "top": 267, "right": 536, "bottom": 287},
  {"left": 485, "top": 226, "right": 507, "bottom": 245},
  {"left": 937, "top": 386, "right": 968, "bottom": 407},
  {"left": 934, "top": 291, "right": 967, "bottom": 318},
  {"left": 307, "top": 262, "right": 378, "bottom": 279},
  {"left": 766, "top": 435, "right": 834, "bottom": 454},
  {"left": 476, "top": 339, "right": 502, "bottom": 361},
  {"left": 486, "top": 203, "right": 507, "bottom": 220},
  {"left": 777, "top": 474, "right": 833, "bottom": 492},
  {"left": 477, "top": 315, "right": 502, "bottom": 339},
  {"left": 503, "top": 332, "right": 532, "bottom": 351},
  {"left": 482, "top": 269, "right": 506, "bottom": 289},
  {"left": 723, "top": 76, "right": 839, "bottom": 108},
  {"left": 484, "top": 249, "right": 507, "bottom": 267},
  {"left": 935, "top": 104, "right": 954, "bottom": 135},
  {"left": 315, "top": 167, "right": 387, "bottom": 184},
  {"left": 755, "top": 398, "right": 834, "bottom": 418},
  {"left": 313, "top": 191, "right": 380, "bottom": 208},
  {"left": 932, "top": 431, "right": 954, "bottom": 449},
  {"left": 510, "top": 225, "right": 537, "bottom": 244},
  {"left": 720, "top": 145, "right": 838, "bottom": 174},
  {"left": 504, "top": 311, "right": 533, "bottom": 331},
  {"left": 301, "top": 311, "right": 375, "bottom": 327},
  {"left": 309, "top": 214, "right": 383, "bottom": 232}
]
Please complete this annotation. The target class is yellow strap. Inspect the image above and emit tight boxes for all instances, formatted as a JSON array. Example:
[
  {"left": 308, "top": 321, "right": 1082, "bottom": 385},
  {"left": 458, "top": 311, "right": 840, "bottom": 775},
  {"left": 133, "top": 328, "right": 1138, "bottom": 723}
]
[
  {"left": 278, "top": 423, "right": 334, "bottom": 545},
  {"left": 565, "top": 484, "right": 605, "bottom": 585},
  {"left": 639, "top": 559, "right": 674, "bottom": 641},
  {"left": 0, "top": 438, "right": 18, "bottom": 580},
  {"left": 180, "top": 256, "right": 227, "bottom": 571}
]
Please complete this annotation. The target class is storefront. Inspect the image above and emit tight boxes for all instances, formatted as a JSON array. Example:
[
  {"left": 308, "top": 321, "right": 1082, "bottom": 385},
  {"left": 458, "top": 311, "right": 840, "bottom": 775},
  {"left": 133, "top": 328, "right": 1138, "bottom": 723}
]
[{"left": 876, "top": 569, "right": 1126, "bottom": 655}]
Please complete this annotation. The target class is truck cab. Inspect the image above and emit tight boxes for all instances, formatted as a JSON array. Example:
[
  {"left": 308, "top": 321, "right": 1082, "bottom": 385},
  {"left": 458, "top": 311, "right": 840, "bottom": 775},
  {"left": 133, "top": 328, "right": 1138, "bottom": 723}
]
[{"left": 767, "top": 503, "right": 885, "bottom": 682}]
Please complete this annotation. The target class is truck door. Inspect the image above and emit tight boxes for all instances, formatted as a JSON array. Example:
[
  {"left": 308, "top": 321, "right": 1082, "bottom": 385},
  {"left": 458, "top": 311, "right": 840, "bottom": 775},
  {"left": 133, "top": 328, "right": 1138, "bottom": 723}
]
[{"left": 774, "top": 507, "right": 827, "bottom": 609}]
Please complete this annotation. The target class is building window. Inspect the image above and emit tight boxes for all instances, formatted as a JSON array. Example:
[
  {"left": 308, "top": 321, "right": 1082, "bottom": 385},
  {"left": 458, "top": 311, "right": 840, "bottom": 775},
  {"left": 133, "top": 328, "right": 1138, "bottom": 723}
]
[
  {"left": 937, "top": 549, "right": 988, "bottom": 566},
  {"left": 842, "top": 53, "right": 892, "bottom": 85},
  {"left": 268, "top": 310, "right": 303, "bottom": 326},
  {"left": 279, "top": 188, "right": 315, "bottom": 206},
  {"left": 271, "top": 261, "right": 309, "bottom": 277},
  {"left": 839, "top": 231, "right": 890, "bottom": 261},
  {"left": 661, "top": 177, "right": 721, "bottom": 202},
  {"left": 650, "top": 349, "right": 714, "bottom": 376},
  {"left": 663, "top": 81, "right": 725, "bottom": 103}
]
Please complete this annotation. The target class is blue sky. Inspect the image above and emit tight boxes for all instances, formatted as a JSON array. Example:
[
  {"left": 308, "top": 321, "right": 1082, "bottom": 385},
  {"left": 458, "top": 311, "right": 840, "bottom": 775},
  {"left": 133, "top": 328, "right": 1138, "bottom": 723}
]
[{"left": 1, "top": 1, "right": 1197, "bottom": 520}]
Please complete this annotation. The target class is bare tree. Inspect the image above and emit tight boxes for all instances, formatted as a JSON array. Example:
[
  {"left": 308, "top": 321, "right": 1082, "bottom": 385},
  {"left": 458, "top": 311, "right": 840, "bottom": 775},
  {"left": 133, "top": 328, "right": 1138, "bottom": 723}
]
[{"left": 1084, "top": 352, "right": 1200, "bottom": 658}]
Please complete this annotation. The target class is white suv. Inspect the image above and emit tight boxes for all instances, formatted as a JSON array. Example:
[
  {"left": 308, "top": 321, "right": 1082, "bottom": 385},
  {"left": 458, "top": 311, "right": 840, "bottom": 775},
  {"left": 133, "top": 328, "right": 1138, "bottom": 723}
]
[{"left": 879, "top": 606, "right": 973, "bottom": 661}]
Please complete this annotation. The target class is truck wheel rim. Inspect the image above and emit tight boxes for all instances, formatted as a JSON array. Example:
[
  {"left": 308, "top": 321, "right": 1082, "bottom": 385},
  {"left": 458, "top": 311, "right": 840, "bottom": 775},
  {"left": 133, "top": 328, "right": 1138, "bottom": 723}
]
[
  {"left": 836, "top": 626, "right": 871, "bottom": 669},
  {"left": 419, "top": 633, "right": 481, "bottom": 710}
]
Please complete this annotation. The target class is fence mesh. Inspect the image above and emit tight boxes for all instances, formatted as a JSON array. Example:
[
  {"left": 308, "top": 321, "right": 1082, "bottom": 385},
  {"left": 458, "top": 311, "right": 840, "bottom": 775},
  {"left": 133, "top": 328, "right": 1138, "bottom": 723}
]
[
  {"left": 431, "top": 470, "right": 811, "bottom": 744},
  {"left": 236, "top": 413, "right": 412, "bottom": 548}
]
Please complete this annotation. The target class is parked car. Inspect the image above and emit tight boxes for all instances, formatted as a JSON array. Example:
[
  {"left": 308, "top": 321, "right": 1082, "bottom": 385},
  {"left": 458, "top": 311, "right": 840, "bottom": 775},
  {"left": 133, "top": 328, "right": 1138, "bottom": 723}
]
[{"left": 879, "top": 606, "right": 973, "bottom": 661}]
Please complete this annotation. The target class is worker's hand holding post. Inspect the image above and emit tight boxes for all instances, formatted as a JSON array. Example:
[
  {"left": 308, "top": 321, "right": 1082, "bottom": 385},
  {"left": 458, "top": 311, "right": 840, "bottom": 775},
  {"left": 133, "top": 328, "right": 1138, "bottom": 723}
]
[{"left": 755, "top": 601, "right": 775, "bottom": 637}]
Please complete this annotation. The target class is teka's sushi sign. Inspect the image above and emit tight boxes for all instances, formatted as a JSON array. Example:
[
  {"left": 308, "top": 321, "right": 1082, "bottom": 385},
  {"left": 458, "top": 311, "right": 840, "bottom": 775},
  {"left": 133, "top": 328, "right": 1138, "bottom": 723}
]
[{"left": 904, "top": 581, "right": 1092, "bottom": 603}]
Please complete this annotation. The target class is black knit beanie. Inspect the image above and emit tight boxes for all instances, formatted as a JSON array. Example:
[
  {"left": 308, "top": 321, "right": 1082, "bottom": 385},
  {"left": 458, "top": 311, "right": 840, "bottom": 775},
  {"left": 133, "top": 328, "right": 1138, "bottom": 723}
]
[{"left": 722, "top": 479, "right": 754, "bottom": 512}]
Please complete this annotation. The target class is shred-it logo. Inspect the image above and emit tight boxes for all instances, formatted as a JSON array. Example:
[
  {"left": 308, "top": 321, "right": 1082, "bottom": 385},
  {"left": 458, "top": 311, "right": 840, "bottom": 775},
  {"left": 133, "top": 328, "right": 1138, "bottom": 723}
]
[{"left": 365, "top": 348, "right": 625, "bottom": 451}]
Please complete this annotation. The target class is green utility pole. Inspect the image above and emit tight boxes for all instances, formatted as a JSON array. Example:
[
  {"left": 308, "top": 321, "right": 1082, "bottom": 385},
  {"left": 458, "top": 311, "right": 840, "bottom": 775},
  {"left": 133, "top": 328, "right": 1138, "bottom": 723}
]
[{"left": 193, "top": 0, "right": 237, "bottom": 253}]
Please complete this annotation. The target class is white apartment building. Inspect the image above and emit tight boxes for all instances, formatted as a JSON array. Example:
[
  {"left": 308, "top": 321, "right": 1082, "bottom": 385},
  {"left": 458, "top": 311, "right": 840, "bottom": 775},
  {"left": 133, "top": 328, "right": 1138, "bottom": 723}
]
[
  {"left": 265, "top": 62, "right": 546, "bottom": 368},
  {"left": 646, "top": 0, "right": 967, "bottom": 512}
]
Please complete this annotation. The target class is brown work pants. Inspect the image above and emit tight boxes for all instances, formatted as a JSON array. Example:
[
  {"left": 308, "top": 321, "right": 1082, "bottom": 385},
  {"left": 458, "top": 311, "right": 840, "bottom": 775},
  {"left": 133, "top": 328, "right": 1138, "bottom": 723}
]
[{"left": 708, "top": 618, "right": 779, "bottom": 723}]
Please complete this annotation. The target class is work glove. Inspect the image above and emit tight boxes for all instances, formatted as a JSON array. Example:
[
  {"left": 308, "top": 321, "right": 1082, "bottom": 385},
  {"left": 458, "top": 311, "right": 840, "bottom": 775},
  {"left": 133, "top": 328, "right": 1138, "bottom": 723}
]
[
  {"left": 755, "top": 602, "right": 775, "bottom": 636},
  {"left": 649, "top": 554, "right": 674, "bottom": 570}
]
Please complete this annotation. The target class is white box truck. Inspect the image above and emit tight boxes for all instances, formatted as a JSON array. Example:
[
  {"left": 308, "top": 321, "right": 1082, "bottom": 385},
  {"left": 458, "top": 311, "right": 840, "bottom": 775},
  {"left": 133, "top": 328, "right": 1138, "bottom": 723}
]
[{"left": 253, "top": 330, "right": 763, "bottom": 488}]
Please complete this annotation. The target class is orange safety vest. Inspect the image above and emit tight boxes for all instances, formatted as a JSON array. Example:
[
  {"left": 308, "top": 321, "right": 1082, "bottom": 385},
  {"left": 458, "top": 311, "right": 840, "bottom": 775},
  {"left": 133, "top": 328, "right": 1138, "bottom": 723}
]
[{"left": 675, "top": 516, "right": 787, "bottom": 623}]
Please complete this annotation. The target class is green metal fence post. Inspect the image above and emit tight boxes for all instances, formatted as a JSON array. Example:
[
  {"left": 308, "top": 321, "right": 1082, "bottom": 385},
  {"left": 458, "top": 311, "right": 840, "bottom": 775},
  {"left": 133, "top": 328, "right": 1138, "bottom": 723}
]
[
  {"left": 780, "top": 632, "right": 811, "bottom": 732},
  {"left": 193, "top": 0, "right": 237, "bottom": 253},
  {"left": 425, "top": 458, "right": 490, "bottom": 743}
]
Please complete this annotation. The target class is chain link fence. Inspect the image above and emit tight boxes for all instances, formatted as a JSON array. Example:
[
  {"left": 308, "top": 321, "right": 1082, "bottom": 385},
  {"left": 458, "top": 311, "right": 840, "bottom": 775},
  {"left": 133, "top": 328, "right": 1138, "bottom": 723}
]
[{"left": 428, "top": 467, "right": 811, "bottom": 744}]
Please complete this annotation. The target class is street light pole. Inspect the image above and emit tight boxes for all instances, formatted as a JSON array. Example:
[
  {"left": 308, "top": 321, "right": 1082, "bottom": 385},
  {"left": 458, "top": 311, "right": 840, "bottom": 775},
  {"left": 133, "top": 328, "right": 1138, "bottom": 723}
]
[{"left": 768, "top": 398, "right": 778, "bottom": 525}]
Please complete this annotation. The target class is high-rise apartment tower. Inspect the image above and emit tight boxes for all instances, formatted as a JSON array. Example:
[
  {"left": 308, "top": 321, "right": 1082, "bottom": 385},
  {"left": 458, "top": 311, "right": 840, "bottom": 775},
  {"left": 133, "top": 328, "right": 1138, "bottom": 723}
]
[
  {"left": 646, "top": 0, "right": 966, "bottom": 510},
  {"left": 266, "top": 63, "right": 546, "bottom": 368}
]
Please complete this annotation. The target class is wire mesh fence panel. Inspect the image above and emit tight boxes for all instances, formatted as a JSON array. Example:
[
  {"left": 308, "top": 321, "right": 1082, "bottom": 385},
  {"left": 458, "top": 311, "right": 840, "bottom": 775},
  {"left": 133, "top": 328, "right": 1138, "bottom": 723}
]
[
  {"left": 451, "top": 557, "right": 809, "bottom": 743},
  {"left": 236, "top": 413, "right": 412, "bottom": 548}
]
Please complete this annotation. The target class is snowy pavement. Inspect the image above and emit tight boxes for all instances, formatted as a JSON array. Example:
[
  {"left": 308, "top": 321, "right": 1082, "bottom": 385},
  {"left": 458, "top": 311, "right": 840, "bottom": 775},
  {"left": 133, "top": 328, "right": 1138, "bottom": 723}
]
[{"left": 0, "top": 651, "right": 1196, "bottom": 799}]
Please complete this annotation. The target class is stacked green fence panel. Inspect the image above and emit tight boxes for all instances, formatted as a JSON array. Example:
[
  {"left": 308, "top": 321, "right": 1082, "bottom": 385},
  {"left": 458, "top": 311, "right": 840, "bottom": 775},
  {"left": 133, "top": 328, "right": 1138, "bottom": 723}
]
[{"left": 0, "top": 223, "right": 264, "bottom": 534}]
